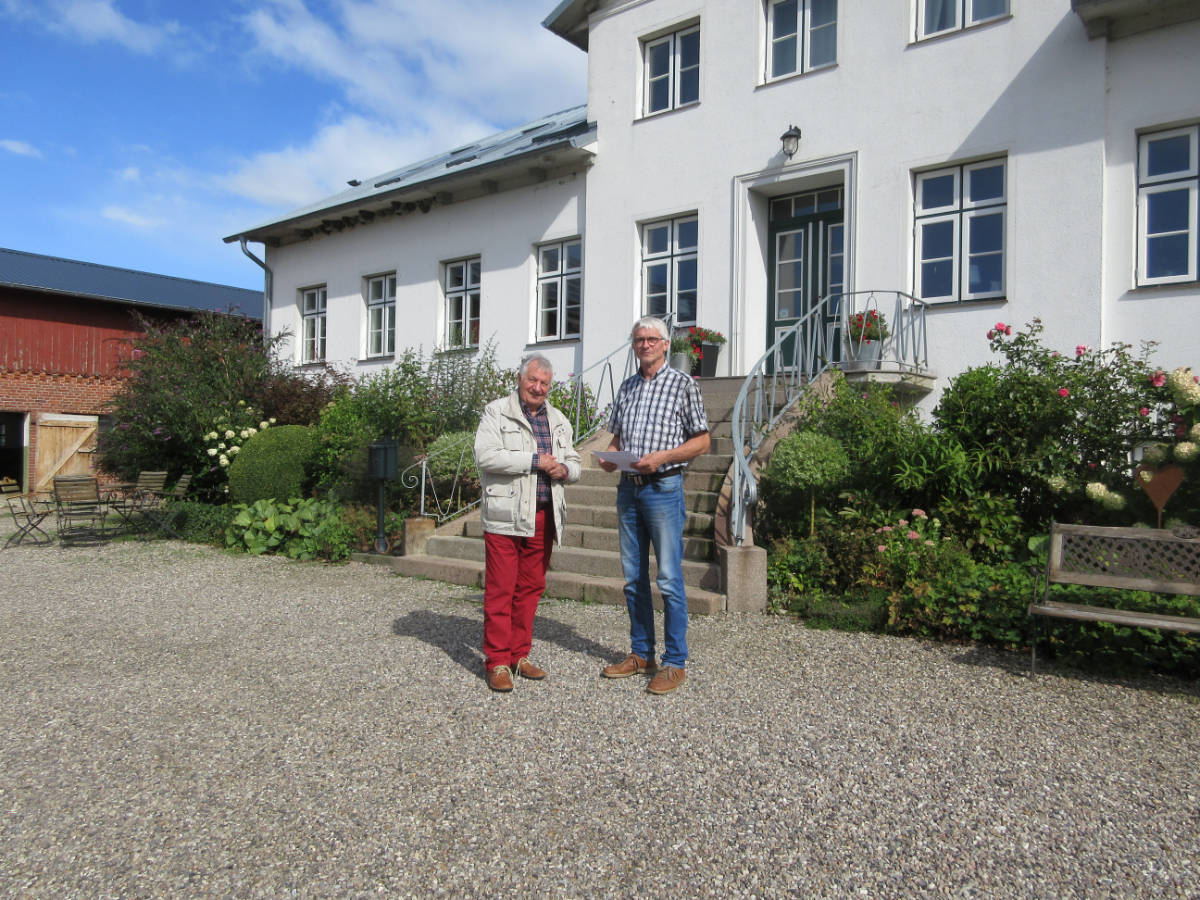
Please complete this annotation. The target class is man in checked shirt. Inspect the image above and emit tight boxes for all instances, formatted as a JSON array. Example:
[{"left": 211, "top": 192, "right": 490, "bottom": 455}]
[{"left": 597, "top": 316, "right": 710, "bottom": 694}]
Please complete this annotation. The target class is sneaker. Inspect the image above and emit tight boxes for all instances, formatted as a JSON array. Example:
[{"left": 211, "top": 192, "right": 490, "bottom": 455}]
[
  {"left": 647, "top": 666, "right": 686, "bottom": 695},
  {"left": 487, "top": 665, "right": 514, "bottom": 692},
  {"left": 601, "top": 653, "right": 657, "bottom": 679},
  {"left": 515, "top": 657, "right": 547, "bottom": 680}
]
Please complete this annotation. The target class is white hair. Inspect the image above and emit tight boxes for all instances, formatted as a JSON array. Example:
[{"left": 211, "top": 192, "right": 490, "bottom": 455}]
[
  {"left": 519, "top": 353, "right": 554, "bottom": 380},
  {"left": 630, "top": 316, "right": 669, "bottom": 342}
]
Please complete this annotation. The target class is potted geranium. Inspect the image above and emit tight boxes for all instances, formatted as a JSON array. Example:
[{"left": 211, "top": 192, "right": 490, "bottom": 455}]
[
  {"left": 845, "top": 309, "right": 889, "bottom": 366},
  {"left": 680, "top": 326, "right": 726, "bottom": 377}
]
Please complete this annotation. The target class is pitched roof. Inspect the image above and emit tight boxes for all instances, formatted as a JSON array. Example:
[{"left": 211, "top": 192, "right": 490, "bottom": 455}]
[
  {"left": 0, "top": 247, "right": 262, "bottom": 318},
  {"left": 226, "top": 105, "right": 594, "bottom": 246}
]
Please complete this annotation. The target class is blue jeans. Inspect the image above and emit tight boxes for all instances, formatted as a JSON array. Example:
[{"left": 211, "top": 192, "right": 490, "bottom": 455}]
[{"left": 617, "top": 472, "right": 688, "bottom": 668}]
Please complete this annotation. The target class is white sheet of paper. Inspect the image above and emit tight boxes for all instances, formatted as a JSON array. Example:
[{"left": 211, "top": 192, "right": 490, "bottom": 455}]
[{"left": 593, "top": 450, "right": 640, "bottom": 472}]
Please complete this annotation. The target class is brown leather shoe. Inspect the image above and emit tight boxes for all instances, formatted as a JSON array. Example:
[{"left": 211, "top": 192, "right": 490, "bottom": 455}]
[
  {"left": 601, "top": 653, "right": 657, "bottom": 679},
  {"left": 647, "top": 666, "right": 686, "bottom": 694},
  {"left": 487, "top": 665, "right": 514, "bottom": 692},
  {"left": 515, "top": 657, "right": 547, "bottom": 680}
]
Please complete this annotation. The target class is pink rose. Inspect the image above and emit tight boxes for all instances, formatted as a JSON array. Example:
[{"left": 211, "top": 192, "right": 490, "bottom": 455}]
[
  {"left": 1151, "top": 371, "right": 1166, "bottom": 387},
  {"left": 987, "top": 330, "right": 995, "bottom": 340},
  {"left": 1139, "top": 407, "right": 1150, "bottom": 416},
  {"left": 1058, "top": 388, "right": 1070, "bottom": 397},
  {"left": 1075, "top": 345, "right": 1089, "bottom": 358}
]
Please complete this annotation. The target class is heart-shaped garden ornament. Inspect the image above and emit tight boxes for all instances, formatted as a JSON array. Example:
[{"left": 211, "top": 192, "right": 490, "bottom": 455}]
[{"left": 1136, "top": 463, "right": 1184, "bottom": 525}]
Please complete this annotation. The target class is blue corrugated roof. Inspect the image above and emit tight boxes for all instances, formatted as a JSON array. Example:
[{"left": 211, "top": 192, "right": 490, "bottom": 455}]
[
  {"left": 227, "top": 105, "right": 594, "bottom": 243},
  {"left": 0, "top": 247, "right": 262, "bottom": 318}
]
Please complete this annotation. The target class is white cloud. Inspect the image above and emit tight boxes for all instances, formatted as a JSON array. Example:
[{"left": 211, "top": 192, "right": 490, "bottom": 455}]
[
  {"left": 223, "top": 0, "right": 588, "bottom": 212},
  {"left": 119, "top": 166, "right": 140, "bottom": 181},
  {"left": 0, "top": 138, "right": 41, "bottom": 158},
  {"left": 102, "top": 205, "right": 167, "bottom": 229},
  {"left": 1, "top": 0, "right": 178, "bottom": 53}
]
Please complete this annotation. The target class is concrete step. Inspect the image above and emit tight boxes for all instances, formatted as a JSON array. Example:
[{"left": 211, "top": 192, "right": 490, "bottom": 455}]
[
  {"left": 566, "top": 484, "right": 719, "bottom": 514},
  {"left": 425, "top": 535, "right": 722, "bottom": 590},
  {"left": 572, "top": 468, "right": 725, "bottom": 493},
  {"left": 461, "top": 519, "right": 713, "bottom": 558},
  {"left": 530, "top": 505, "right": 716, "bottom": 535},
  {"left": 354, "top": 554, "right": 725, "bottom": 615}
]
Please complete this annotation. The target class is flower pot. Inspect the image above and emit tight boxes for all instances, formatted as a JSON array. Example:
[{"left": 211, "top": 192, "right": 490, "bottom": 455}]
[
  {"left": 698, "top": 341, "right": 721, "bottom": 377},
  {"left": 844, "top": 338, "right": 882, "bottom": 368},
  {"left": 670, "top": 352, "right": 693, "bottom": 373}
]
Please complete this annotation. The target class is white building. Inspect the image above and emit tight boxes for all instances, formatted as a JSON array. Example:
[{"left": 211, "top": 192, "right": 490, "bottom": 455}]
[{"left": 227, "top": 0, "right": 1200, "bottom": 409}]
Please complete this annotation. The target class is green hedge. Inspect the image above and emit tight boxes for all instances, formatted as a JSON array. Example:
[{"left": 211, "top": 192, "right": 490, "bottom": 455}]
[{"left": 227, "top": 425, "right": 314, "bottom": 505}]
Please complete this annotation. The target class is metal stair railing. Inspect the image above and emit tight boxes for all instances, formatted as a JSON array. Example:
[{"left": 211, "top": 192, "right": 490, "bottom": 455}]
[{"left": 730, "top": 290, "right": 927, "bottom": 545}]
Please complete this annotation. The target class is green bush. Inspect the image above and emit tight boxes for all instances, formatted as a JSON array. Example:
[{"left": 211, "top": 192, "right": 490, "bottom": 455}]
[
  {"left": 227, "top": 425, "right": 314, "bottom": 505},
  {"left": 225, "top": 497, "right": 353, "bottom": 561},
  {"left": 168, "top": 500, "right": 238, "bottom": 545},
  {"left": 763, "top": 431, "right": 850, "bottom": 537}
]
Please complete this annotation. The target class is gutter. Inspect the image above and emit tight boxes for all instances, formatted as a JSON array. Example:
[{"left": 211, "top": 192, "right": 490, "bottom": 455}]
[{"left": 239, "top": 237, "right": 272, "bottom": 344}]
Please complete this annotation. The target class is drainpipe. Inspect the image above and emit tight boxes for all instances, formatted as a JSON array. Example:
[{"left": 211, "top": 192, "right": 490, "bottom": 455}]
[{"left": 239, "top": 237, "right": 272, "bottom": 344}]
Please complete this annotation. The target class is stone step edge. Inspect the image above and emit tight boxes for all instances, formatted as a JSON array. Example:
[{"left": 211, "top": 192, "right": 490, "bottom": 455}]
[{"left": 354, "top": 553, "right": 726, "bottom": 615}]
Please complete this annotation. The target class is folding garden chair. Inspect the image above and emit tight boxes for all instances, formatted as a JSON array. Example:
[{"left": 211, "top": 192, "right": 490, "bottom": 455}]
[
  {"left": 5, "top": 492, "right": 54, "bottom": 548},
  {"left": 106, "top": 471, "right": 168, "bottom": 533},
  {"left": 53, "top": 475, "right": 108, "bottom": 546},
  {"left": 141, "top": 473, "right": 192, "bottom": 539}
]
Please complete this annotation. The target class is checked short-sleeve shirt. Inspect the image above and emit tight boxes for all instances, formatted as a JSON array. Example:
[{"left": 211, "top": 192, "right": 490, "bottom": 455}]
[{"left": 608, "top": 364, "right": 709, "bottom": 474}]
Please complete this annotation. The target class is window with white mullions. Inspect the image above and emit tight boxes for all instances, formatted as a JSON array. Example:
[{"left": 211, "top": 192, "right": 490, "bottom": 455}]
[
  {"left": 644, "top": 25, "right": 700, "bottom": 115},
  {"left": 301, "top": 286, "right": 327, "bottom": 362},
  {"left": 766, "top": 0, "right": 837, "bottom": 80},
  {"left": 444, "top": 257, "right": 481, "bottom": 349},
  {"left": 641, "top": 215, "right": 698, "bottom": 325},
  {"left": 1137, "top": 126, "right": 1199, "bottom": 286},
  {"left": 366, "top": 273, "right": 396, "bottom": 357},
  {"left": 536, "top": 239, "right": 582, "bottom": 341},
  {"left": 914, "top": 158, "right": 1005, "bottom": 303},
  {"left": 917, "top": 0, "right": 1007, "bottom": 40}
]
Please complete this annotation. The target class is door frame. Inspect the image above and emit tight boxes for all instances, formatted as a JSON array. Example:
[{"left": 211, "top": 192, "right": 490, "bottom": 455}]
[{"left": 732, "top": 152, "right": 856, "bottom": 376}]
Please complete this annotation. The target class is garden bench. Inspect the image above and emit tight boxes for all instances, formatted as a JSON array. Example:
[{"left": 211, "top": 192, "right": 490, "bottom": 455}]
[{"left": 1028, "top": 522, "right": 1200, "bottom": 674}]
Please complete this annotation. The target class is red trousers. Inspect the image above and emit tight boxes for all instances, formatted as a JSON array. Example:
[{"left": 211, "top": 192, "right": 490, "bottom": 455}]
[{"left": 482, "top": 507, "right": 554, "bottom": 671}]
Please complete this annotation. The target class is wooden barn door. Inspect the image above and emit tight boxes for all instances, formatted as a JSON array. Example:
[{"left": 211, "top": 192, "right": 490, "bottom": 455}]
[{"left": 35, "top": 414, "right": 99, "bottom": 491}]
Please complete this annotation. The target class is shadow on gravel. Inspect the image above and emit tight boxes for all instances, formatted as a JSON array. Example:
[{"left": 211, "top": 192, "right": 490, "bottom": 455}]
[
  {"left": 951, "top": 644, "right": 1200, "bottom": 699},
  {"left": 391, "top": 609, "right": 619, "bottom": 678}
]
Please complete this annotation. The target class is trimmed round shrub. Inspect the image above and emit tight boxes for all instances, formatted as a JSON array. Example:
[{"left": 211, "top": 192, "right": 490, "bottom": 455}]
[{"left": 227, "top": 424, "right": 314, "bottom": 505}]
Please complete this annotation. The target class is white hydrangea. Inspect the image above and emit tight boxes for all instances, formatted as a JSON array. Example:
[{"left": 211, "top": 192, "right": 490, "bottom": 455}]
[
  {"left": 224, "top": 430, "right": 235, "bottom": 439},
  {"left": 1045, "top": 474, "right": 1068, "bottom": 494},
  {"left": 1085, "top": 482, "right": 1107, "bottom": 501},
  {"left": 1141, "top": 443, "right": 1169, "bottom": 467},
  {"left": 207, "top": 448, "right": 218, "bottom": 457},
  {"left": 218, "top": 455, "right": 230, "bottom": 467},
  {"left": 1191, "top": 423, "right": 1200, "bottom": 442},
  {"left": 229, "top": 445, "right": 240, "bottom": 455},
  {"left": 1175, "top": 442, "right": 1199, "bottom": 463},
  {"left": 1101, "top": 491, "right": 1126, "bottom": 511},
  {"left": 1167, "top": 367, "right": 1200, "bottom": 406},
  {"left": 260, "top": 421, "right": 270, "bottom": 430}
]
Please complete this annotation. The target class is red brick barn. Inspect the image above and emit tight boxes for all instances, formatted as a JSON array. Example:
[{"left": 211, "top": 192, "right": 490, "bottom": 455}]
[{"left": 0, "top": 248, "right": 261, "bottom": 492}]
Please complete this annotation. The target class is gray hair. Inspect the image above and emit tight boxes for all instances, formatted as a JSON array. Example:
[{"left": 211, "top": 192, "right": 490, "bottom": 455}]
[
  {"left": 630, "top": 316, "right": 669, "bottom": 342},
  {"left": 518, "top": 353, "right": 554, "bottom": 380}
]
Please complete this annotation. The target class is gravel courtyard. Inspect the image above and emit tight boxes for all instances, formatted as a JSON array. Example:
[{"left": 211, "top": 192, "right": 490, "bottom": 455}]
[{"left": 0, "top": 525, "right": 1197, "bottom": 898}]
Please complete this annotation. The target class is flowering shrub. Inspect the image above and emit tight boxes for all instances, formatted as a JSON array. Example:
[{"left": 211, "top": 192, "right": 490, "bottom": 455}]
[
  {"left": 197, "top": 402, "right": 275, "bottom": 497},
  {"left": 847, "top": 309, "right": 889, "bottom": 343}
]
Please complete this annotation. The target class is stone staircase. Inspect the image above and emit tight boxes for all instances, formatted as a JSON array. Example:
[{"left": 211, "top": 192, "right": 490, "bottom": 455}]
[{"left": 359, "top": 376, "right": 747, "bottom": 615}]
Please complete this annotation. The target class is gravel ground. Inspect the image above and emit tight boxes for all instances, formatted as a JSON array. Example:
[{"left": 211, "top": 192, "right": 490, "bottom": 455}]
[{"left": 1, "top": 523, "right": 1198, "bottom": 899}]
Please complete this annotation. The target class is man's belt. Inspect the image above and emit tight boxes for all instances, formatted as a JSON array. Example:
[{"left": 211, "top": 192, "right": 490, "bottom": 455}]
[{"left": 622, "top": 469, "right": 681, "bottom": 486}]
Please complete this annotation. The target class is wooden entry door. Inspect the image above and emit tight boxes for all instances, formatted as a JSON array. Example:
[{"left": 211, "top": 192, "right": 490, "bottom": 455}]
[{"left": 35, "top": 414, "right": 99, "bottom": 491}]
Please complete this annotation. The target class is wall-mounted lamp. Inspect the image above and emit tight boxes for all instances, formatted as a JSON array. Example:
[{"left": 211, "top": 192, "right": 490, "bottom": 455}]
[{"left": 780, "top": 125, "right": 802, "bottom": 159}]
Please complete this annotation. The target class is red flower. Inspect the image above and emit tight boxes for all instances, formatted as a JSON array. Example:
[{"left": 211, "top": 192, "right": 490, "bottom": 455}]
[
  {"left": 1150, "top": 370, "right": 1166, "bottom": 387},
  {"left": 1139, "top": 407, "right": 1150, "bottom": 416},
  {"left": 1058, "top": 388, "right": 1070, "bottom": 397}
]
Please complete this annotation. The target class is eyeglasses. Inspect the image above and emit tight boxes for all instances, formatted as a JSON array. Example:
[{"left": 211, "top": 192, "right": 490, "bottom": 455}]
[{"left": 633, "top": 337, "right": 662, "bottom": 345}]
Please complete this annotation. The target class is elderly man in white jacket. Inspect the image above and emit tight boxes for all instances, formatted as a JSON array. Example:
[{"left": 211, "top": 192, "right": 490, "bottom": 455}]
[{"left": 474, "top": 354, "right": 581, "bottom": 692}]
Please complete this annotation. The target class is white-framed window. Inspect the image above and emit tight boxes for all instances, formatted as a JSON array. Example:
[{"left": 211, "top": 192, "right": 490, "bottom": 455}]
[
  {"left": 365, "top": 273, "right": 396, "bottom": 357},
  {"left": 914, "top": 158, "right": 1006, "bottom": 303},
  {"left": 765, "top": 0, "right": 837, "bottom": 81},
  {"left": 916, "top": 0, "right": 1007, "bottom": 40},
  {"left": 642, "top": 215, "right": 698, "bottom": 325},
  {"left": 301, "top": 286, "right": 327, "bottom": 363},
  {"left": 444, "top": 257, "right": 481, "bottom": 350},
  {"left": 536, "top": 239, "right": 582, "bottom": 342},
  {"left": 1137, "top": 125, "right": 1199, "bottom": 286},
  {"left": 643, "top": 25, "right": 700, "bottom": 115}
]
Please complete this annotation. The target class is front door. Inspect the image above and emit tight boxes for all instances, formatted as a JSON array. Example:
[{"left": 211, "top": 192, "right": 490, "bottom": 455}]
[{"left": 768, "top": 188, "right": 844, "bottom": 371}]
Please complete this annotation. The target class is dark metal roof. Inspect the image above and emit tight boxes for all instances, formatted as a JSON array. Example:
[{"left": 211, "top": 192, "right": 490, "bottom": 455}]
[
  {"left": 226, "top": 105, "right": 595, "bottom": 246},
  {"left": 0, "top": 247, "right": 262, "bottom": 318}
]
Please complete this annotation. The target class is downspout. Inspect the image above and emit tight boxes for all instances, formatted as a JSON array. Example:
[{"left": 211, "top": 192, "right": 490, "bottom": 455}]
[{"left": 239, "top": 237, "right": 272, "bottom": 344}]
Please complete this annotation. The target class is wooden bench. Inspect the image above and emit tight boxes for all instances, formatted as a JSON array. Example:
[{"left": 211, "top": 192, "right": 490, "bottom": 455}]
[{"left": 1029, "top": 522, "right": 1200, "bottom": 674}]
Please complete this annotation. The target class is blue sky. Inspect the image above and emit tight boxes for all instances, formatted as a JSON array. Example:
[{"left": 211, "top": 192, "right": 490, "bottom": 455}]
[{"left": 0, "top": 0, "right": 587, "bottom": 290}]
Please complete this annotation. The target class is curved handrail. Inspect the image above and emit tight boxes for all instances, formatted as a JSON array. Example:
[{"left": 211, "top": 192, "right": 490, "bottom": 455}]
[{"left": 730, "top": 290, "right": 927, "bottom": 545}]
